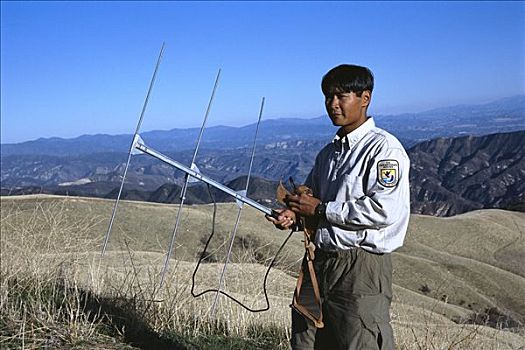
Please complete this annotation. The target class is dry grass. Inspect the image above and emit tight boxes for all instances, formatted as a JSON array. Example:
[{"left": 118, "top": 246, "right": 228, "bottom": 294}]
[{"left": 1, "top": 195, "right": 524, "bottom": 349}]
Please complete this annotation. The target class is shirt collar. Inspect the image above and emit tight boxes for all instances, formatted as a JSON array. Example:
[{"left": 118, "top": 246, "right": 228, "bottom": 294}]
[{"left": 332, "top": 117, "right": 375, "bottom": 150}]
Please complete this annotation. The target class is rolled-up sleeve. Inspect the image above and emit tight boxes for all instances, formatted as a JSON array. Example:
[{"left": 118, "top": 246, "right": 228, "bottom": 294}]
[{"left": 326, "top": 146, "right": 410, "bottom": 230}]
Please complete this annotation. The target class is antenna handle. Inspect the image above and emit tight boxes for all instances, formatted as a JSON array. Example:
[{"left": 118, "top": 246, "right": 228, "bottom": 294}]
[{"left": 270, "top": 209, "right": 281, "bottom": 220}]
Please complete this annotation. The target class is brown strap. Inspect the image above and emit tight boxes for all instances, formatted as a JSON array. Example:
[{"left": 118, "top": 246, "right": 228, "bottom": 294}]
[
  {"left": 291, "top": 230, "right": 324, "bottom": 328},
  {"left": 276, "top": 180, "right": 324, "bottom": 327}
]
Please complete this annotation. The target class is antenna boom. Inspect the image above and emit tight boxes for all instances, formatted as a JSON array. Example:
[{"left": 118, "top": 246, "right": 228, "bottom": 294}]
[{"left": 134, "top": 141, "right": 276, "bottom": 217}]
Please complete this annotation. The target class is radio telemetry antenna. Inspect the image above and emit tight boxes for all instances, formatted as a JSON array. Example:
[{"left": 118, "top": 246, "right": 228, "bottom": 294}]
[{"left": 101, "top": 46, "right": 279, "bottom": 297}]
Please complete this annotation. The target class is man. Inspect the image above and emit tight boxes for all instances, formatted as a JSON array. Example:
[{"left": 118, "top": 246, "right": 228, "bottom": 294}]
[{"left": 267, "top": 64, "right": 410, "bottom": 350}]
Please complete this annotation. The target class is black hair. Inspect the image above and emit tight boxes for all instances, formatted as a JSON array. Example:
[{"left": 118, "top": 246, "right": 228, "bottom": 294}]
[{"left": 321, "top": 64, "right": 374, "bottom": 97}]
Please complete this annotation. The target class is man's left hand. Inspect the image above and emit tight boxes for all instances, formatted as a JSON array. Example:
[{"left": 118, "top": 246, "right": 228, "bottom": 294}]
[{"left": 285, "top": 193, "right": 321, "bottom": 217}]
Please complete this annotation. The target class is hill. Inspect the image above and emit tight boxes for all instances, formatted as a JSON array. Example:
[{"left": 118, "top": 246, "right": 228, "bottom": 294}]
[{"left": 1, "top": 195, "right": 524, "bottom": 349}]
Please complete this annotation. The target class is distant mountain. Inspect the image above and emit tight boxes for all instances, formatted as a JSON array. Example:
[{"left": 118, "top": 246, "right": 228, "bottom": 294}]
[
  {"left": 2, "top": 95, "right": 524, "bottom": 156},
  {"left": 145, "top": 176, "right": 281, "bottom": 207},
  {"left": 0, "top": 139, "right": 323, "bottom": 192},
  {"left": 0, "top": 175, "right": 281, "bottom": 209},
  {"left": 2, "top": 130, "right": 524, "bottom": 217},
  {"left": 408, "top": 130, "right": 525, "bottom": 216},
  {"left": 375, "top": 95, "right": 525, "bottom": 143},
  {"left": 2, "top": 96, "right": 524, "bottom": 217},
  {"left": 1, "top": 118, "right": 335, "bottom": 157}
]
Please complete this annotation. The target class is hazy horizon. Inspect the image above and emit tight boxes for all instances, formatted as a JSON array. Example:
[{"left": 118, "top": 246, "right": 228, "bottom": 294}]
[{"left": 1, "top": 94, "right": 523, "bottom": 145}]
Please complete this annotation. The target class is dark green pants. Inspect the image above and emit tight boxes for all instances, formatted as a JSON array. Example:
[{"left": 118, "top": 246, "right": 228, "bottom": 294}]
[{"left": 291, "top": 248, "right": 394, "bottom": 350}]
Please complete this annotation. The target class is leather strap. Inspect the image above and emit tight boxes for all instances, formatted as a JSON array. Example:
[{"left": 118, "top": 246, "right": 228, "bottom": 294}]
[
  {"left": 291, "top": 223, "right": 324, "bottom": 328},
  {"left": 277, "top": 180, "right": 324, "bottom": 328}
]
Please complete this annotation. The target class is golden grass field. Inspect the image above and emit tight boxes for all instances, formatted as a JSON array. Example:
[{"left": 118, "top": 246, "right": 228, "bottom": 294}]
[{"left": 1, "top": 194, "right": 524, "bottom": 349}]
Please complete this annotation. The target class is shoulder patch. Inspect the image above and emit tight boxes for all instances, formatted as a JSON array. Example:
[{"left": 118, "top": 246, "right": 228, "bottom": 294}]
[{"left": 377, "top": 159, "right": 399, "bottom": 187}]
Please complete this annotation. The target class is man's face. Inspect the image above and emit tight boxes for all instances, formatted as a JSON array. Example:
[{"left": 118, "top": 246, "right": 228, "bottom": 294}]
[{"left": 324, "top": 90, "right": 370, "bottom": 130}]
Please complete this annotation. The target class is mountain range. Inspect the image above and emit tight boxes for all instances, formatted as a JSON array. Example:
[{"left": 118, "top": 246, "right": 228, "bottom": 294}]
[
  {"left": 409, "top": 131, "right": 525, "bottom": 216},
  {"left": 1, "top": 96, "right": 524, "bottom": 216},
  {"left": 2, "top": 130, "right": 524, "bottom": 217}
]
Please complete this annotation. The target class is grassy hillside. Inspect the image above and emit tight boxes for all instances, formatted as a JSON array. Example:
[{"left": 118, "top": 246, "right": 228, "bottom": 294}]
[{"left": 1, "top": 195, "right": 524, "bottom": 349}]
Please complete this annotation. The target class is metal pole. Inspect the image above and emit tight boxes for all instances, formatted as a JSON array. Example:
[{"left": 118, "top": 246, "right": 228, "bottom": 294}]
[
  {"left": 101, "top": 42, "right": 165, "bottom": 256},
  {"left": 134, "top": 141, "right": 275, "bottom": 217},
  {"left": 210, "top": 97, "right": 265, "bottom": 316},
  {"left": 158, "top": 69, "right": 221, "bottom": 288}
]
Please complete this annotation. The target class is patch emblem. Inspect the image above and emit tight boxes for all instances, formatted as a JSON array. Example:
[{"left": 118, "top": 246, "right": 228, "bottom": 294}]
[{"left": 377, "top": 160, "right": 399, "bottom": 187}]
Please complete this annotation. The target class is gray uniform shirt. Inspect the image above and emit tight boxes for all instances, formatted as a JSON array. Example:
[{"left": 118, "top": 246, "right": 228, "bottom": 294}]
[{"left": 305, "top": 117, "right": 410, "bottom": 254}]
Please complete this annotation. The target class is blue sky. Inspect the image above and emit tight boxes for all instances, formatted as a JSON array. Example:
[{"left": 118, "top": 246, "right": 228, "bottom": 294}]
[{"left": 1, "top": 1, "right": 524, "bottom": 143}]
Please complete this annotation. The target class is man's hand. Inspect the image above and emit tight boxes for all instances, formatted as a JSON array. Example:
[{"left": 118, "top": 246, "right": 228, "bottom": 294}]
[
  {"left": 285, "top": 193, "right": 321, "bottom": 217},
  {"left": 265, "top": 208, "right": 297, "bottom": 230}
]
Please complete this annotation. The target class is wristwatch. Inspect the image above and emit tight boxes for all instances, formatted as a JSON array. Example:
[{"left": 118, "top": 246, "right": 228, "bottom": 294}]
[{"left": 315, "top": 202, "right": 327, "bottom": 219}]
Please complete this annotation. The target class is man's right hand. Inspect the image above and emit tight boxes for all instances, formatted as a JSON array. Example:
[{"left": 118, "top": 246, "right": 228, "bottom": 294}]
[{"left": 265, "top": 208, "right": 297, "bottom": 230}]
